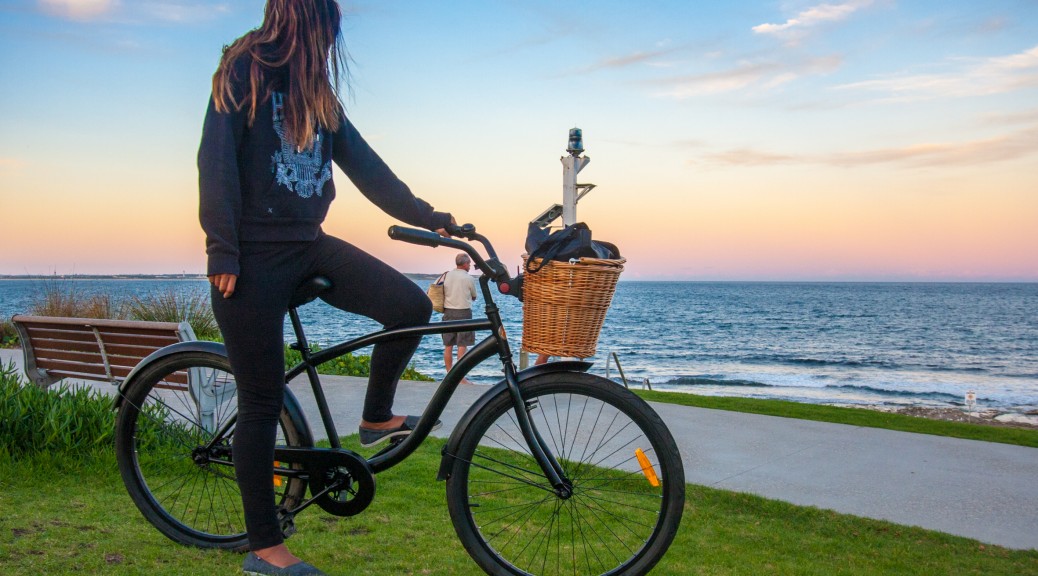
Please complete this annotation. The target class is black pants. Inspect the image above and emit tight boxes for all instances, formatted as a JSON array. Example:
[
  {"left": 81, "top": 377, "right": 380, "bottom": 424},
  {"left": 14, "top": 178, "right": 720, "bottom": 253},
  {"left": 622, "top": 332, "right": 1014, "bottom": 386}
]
[{"left": 211, "top": 233, "right": 431, "bottom": 550}]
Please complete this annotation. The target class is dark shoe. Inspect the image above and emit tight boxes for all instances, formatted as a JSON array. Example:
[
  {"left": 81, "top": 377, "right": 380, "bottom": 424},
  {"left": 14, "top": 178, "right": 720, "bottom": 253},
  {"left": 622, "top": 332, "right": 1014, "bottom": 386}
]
[
  {"left": 359, "top": 415, "right": 441, "bottom": 448},
  {"left": 242, "top": 552, "right": 325, "bottom": 576}
]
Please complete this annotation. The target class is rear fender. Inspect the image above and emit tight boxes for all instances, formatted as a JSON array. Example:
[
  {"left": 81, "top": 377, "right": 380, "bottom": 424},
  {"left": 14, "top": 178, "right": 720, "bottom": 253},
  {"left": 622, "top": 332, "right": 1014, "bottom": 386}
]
[{"left": 436, "top": 360, "right": 592, "bottom": 481}]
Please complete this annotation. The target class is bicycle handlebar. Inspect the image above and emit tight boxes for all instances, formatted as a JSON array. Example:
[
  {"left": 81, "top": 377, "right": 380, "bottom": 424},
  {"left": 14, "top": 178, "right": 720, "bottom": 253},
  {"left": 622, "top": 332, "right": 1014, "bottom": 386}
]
[
  {"left": 387, "top": 226, "right": 463, "bottom": 250},
  {"left": 387, "top": 224, "right": 521, "bottom": 298}
]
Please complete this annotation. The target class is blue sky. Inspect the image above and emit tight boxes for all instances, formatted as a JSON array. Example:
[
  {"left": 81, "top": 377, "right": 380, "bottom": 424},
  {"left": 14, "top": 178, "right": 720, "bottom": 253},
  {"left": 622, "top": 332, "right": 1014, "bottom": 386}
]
[{"left": 1, "top": 1, "right": 1036, "bottom": 280}]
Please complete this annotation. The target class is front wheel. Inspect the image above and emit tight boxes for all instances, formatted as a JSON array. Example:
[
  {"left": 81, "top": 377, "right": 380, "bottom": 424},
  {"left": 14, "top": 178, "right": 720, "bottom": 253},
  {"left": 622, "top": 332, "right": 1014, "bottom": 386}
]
[
  {"left": 445, "top": 372, "right": 685, "bottom": 576},
  {"left": 114, "top": 351, "right": 309, "bottom": 550}
]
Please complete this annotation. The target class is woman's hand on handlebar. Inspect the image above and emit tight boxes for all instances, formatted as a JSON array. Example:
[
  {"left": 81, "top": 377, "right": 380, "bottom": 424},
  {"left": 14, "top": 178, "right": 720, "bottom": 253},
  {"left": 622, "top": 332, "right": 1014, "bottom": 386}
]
[{"left": 435, "top": 216, "right": 458, "bottom": 238}]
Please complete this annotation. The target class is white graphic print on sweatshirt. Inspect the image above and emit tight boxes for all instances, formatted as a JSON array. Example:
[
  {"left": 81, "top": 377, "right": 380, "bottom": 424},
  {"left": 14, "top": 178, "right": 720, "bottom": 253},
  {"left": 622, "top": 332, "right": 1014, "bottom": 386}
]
[{"left": 271, "top": 92, "right": 332, "bottom": 199}]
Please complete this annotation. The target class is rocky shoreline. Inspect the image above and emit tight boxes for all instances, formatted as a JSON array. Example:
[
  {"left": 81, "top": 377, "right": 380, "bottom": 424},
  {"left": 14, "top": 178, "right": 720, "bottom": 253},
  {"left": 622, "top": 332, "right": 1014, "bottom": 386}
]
[{"left": 860, "top": 404, "right": 1038, "bottom": 430}]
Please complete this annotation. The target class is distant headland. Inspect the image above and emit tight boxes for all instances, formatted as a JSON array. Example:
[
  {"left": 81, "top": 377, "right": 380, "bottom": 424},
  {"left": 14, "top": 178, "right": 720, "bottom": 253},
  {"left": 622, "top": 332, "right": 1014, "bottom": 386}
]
[
  {"left": 0, "top": 273, "right": 443, "bottom": 281},
  {"left": 0, "top": 274, "right": 208, "bottom": 280}
]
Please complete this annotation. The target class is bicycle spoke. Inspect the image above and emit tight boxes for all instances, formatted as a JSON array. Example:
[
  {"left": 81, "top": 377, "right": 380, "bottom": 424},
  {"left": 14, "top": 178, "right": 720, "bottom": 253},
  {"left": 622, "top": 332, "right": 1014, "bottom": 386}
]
[{"left": 468, "top": 451, "right": 556, "bottom": 494}]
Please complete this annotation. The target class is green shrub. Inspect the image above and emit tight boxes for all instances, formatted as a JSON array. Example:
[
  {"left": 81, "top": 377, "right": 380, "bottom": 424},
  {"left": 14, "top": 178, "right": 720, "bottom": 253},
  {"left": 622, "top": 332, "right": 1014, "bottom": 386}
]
[
  {"left": 284, "top": 345, "right": 433, "bottom": 381},
  {"left": 0, "top": 362, "right": 116, "bottom": 459},
  {"left": 31, "top": 278, "right": 115, "bottom": 318},
  {"left": 401, "top": 363, "right": 434, "bottom": 382},
  {"left": 0, "top": 320, "right": 18, "bottom": 348},
  {"left": 125, "top": 289, "right": 220, "bottom": 340}
]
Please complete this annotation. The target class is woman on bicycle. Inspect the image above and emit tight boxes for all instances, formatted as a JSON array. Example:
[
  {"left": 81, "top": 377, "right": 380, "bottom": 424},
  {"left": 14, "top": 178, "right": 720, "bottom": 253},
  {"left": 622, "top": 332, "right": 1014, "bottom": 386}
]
[{"left": 198, "top": 1, "right": 453, "bottom": 573}]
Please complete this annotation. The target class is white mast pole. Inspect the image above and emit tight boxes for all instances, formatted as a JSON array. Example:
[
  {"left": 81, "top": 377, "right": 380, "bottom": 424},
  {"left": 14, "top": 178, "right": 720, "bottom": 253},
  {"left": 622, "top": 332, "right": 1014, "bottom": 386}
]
[{"left": 561, "top": 128, "right": 590, "bottom": 226}]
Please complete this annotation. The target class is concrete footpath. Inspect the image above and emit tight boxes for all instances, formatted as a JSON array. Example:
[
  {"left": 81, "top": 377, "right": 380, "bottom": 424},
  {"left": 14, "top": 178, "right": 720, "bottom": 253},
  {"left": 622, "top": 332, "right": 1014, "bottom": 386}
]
[{"left": 3, "top": 348, "right": 1036, "bottom": 550}]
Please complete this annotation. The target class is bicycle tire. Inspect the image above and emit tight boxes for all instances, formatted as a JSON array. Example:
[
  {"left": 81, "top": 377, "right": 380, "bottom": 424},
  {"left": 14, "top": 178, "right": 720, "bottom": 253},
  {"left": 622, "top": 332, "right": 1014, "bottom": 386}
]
[
  {"left": 445, "top": 372, "right": 685, "bottom": 576},
  {"left": 115, "top": 351, "right": 309, "bottom": 550}
]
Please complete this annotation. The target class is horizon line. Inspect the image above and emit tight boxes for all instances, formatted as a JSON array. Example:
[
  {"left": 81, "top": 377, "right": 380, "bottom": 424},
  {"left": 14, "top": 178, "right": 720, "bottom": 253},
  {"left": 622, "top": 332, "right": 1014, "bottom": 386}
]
[{"left": 1, "top": 273, "right": 1036, "bottom": 284}]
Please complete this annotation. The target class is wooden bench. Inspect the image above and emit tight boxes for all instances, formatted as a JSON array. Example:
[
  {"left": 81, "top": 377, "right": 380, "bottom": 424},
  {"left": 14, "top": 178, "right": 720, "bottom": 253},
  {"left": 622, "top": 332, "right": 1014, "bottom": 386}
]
[{"left": 11, "top": 315, "right": 196, "bottom": 389}]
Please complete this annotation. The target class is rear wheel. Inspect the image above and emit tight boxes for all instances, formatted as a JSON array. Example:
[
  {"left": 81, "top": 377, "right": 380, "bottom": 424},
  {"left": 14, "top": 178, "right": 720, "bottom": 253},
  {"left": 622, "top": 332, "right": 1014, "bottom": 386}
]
[
  {"left": 114, "top": 351, "right": 309, "bottom": 550},
  {"left": 446, "top": 372, "right": 685, "bottom": 575}
]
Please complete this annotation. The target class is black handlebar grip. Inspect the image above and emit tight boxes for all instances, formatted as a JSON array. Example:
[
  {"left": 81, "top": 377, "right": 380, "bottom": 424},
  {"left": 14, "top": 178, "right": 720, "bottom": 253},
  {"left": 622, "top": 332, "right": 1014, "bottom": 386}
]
[{"left": 387, "top": 226, "right": 444, "bottom": 248}]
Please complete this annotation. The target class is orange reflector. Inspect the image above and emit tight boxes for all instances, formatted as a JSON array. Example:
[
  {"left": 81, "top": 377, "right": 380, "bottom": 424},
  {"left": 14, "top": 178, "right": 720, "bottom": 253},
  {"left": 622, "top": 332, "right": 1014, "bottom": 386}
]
[
  {"left": 635, "top": 448, "right": 660, "bottom": 487},
  {"left": 273, "top": 462, "right": 284, "bottom": 488}
]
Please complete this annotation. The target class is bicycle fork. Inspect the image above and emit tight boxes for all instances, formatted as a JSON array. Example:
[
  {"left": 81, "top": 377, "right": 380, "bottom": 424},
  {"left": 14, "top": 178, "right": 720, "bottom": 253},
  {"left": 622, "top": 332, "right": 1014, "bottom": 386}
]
[
  {"left": 503, "top": 363, "right": 574, "bottom": 498},
  {"left": 481, "top": 276, "right": 573, "bottom": 498}
]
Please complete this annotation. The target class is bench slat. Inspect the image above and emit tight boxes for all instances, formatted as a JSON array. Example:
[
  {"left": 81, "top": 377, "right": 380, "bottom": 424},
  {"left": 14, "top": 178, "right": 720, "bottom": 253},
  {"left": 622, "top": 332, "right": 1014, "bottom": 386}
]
[
  {"left": 32, "top": 340, "right": 177, "bottom": 360},
  {"left": 33, "top": 361, "right": 194, "bottom": 384},
  {"left": 36, "top": 360, "right": 131, "bottom": 380},
  {"left": 12, "top": 315, "right": 185, "bottom": 332},
  {"left": 21, "top": 327, "right": 104, "bottom": 343},
  {"left": 92, "top": 333, "right": 181, "bottom": 348},
  {"left": 34, "top": 351, "right": 157, "bottom": 372},
  {"left": 23, "top": 327, "right": 182, "bottom": 347},
  {"left": 36, "top": 368, "right": 183, "bottom": 385},
  {"left": 28, "top": 348, "right": 106, "bottom": 366},
  {"left": 29, "top": 338, "right": 106, "bottom": 355}
]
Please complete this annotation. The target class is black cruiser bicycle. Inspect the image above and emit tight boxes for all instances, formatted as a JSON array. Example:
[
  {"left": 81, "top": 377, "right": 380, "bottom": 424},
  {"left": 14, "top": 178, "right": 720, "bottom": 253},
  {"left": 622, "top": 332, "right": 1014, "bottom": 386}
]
[{"left": 113, "top": 224, "right": 685, "bottom": 576}]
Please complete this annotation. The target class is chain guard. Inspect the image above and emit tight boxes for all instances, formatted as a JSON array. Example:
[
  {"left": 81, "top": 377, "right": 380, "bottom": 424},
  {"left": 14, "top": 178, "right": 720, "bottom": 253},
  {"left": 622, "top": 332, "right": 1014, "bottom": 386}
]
[{"left": 308, "top": 449, "right": 376, "bottom": 517}]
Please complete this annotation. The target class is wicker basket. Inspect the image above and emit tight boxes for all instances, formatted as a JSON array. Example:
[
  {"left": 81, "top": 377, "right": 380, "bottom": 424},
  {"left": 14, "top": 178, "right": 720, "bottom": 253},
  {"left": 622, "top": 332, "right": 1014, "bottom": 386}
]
[{"left": 521, "top": 256, "right": 625, "bottom": 358}]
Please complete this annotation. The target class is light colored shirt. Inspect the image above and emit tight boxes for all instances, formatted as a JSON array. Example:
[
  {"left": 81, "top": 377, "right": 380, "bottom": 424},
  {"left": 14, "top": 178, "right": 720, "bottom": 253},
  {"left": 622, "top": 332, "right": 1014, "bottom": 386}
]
[{"left": 443, "top": 268, "right": 477, "bottom": 310}]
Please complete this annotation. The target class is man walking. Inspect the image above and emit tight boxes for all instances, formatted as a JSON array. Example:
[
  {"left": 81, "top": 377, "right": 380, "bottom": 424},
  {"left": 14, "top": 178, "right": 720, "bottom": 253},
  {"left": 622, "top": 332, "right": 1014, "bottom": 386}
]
[{"left": 442, "top": 253, "right": 477, "bottom": 383}]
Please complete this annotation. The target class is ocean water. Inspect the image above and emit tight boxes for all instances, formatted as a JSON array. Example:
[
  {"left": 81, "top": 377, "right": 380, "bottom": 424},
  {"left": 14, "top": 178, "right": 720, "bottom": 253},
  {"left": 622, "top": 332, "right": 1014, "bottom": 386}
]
[{"left": 3, "top": 278, "right": 1036, "bottom": 414}]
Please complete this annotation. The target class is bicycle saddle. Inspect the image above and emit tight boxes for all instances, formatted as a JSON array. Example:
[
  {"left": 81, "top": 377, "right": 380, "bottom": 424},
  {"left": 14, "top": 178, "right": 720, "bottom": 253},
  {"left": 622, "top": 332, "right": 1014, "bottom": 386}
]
[{"left": 290, "top": 276, "right": 332, "bottom": 308}]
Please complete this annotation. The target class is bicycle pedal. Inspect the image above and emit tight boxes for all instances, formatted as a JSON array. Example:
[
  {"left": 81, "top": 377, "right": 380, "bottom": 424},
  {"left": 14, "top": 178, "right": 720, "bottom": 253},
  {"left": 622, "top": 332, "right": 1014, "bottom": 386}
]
[{"left": 277, "top": 509, "right": 297, "bottom": 539}]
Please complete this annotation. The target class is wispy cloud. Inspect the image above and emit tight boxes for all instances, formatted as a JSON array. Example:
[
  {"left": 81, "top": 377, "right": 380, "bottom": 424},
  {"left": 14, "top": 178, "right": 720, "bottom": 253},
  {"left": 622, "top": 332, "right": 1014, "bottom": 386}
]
[
  {"left": 654, "top": 55, "right": 842, "bottom": 99},
  {"left": 700, "top": 148, "right": 797, "bottom": 166},
  {"left": 696, "top": 125, "right": 1038, "bottom": 169},
  {"left": 836, "top": 44, "right": 1038, "bottom": 101},
  {"left": 568, "top": 44, "right": 687, "bottom": 76},
  {"left": 982, "top": 107, "right": 1038, "bottom": 126},
  {"left": 591, "top": 48, "right": 677, "bottom": 71},
  {"left": 39, "top": 0, "right": 115, "bottom": 21},
  {"left": 752, "top": 0, "right": 874, "bottom": 39},
  {"left": 36, "top": 0, "right": 230, "bottom": 24}
]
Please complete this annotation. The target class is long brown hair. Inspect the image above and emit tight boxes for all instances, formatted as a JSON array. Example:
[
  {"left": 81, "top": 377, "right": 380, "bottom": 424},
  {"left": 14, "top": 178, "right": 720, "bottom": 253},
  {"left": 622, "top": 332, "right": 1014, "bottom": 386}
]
[{"left": 212, "top": 0, "right": 348, "bottom": 150}]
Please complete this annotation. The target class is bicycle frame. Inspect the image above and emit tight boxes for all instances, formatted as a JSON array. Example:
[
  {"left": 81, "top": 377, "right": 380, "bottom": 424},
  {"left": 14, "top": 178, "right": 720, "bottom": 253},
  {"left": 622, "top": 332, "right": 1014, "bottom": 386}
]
[
  {"left": 284, "top": 314, "right": 493, "bottom": 466},
  {"left": 284, "top": 272, "right": 573, "bottom": 492}
]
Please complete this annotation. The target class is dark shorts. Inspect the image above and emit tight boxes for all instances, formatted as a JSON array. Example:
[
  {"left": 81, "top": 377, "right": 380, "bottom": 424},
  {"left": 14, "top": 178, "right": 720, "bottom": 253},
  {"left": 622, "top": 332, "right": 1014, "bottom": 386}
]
[{"left": 442, "top": 308, "right": 475, "bottom": 346}]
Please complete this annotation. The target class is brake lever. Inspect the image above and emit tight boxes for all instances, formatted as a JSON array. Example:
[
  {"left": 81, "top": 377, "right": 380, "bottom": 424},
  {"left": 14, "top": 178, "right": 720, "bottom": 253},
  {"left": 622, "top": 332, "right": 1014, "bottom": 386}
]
[{"left": 496, "top": 273, "right": 524, "bottom": 302}]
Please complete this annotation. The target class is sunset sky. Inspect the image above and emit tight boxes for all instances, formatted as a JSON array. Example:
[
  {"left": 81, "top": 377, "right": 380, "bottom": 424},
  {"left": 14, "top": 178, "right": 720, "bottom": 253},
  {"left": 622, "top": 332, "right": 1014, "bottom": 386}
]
[{"left": 1, "top": 0, "right": 1036, "bottom": 280}]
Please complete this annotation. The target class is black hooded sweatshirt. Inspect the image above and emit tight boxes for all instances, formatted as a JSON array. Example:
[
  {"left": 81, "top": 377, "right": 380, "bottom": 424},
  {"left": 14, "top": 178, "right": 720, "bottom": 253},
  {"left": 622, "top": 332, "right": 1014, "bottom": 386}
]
[{"left": 198, "top": 57, "right": 451, "bottom": 276}]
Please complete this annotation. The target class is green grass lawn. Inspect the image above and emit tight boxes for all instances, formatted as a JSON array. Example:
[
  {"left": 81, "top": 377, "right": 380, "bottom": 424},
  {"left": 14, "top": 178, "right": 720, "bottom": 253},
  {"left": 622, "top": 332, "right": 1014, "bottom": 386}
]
[
  {"left": 634, "top": 389, "right": 1038, "bottom": 448},
  {"left": 2, "top": 440, "right": 1036, "bottom": 576}
]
